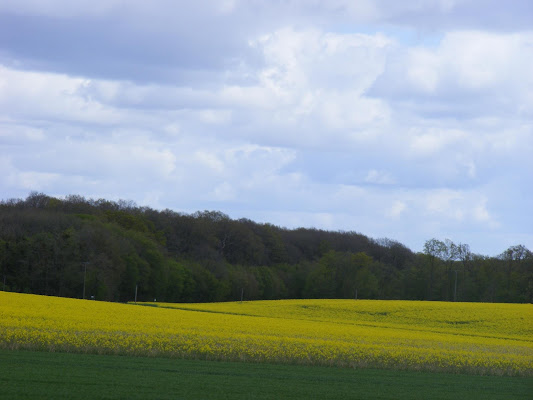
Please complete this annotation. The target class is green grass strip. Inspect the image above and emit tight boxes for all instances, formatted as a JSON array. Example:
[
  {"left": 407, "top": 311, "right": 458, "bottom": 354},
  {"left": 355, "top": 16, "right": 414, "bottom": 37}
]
[{"left": 0, "top": 349, "right": 531, "bottom": 399}]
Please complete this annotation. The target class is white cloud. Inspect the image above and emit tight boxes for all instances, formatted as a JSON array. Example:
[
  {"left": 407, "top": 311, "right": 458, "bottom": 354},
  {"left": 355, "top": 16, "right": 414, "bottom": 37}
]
[
  {"left": 365, "top": 169, "right": 395, "bottom": 185},
  {"left": 386, "top": 200, "right": 407, "bottom": 218},
  {"left": 193, "top": 151, "right": 226, "bottom": 175},
  {"left": 409, "top": 128, "right": 467, "bottom": 156},
  {"left": 406, "top": 48, "right": 440, "bottom": 93},
  {"left": 473, "top": 198, "right": 492, "bottom": 223},
  {"left": 420, "top": 188, "right": 501, "bottom": 230},
  {"left": 241, "top": 28, "right": 393, "bottom": 148},
  {"left": 254, "top": 27, "right": 391, "bottom": 95},
  {"left": 375, "top": 30, "right": 533, "bottom": 106},
  {"left": 0, "top": 66, "right": 122, "bottom": 125},
  {"left": 212, "top": 182, "right": 236, "bottom": 201},
  {"left": 424, "top": 189, "right": 464, "bottom": 219},
  {"left": 0, "top": 122, "right": 45, "bottom": 143}
]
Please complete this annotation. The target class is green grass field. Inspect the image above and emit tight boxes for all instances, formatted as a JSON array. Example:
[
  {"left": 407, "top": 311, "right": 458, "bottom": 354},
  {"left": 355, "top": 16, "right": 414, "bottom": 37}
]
[{"left": 1, "top": 349, "right": 531, "bottom": 400}]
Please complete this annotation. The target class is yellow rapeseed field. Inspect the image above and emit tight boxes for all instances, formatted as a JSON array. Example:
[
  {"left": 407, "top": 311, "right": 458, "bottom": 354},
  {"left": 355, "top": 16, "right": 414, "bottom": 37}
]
[{"left": 0, "top": 292, "right": 531, "bottom": 375}]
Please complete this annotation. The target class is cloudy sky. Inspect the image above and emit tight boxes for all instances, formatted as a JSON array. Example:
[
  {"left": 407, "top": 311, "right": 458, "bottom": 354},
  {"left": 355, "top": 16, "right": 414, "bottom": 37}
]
[{"left": 1, "top": 0, "right": 532, "bottom": 256}]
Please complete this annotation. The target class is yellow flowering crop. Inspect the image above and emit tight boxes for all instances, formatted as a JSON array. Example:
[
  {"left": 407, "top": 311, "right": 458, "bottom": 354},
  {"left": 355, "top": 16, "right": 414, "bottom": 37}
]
[{"left": 0, "top": 292, "right": 531, "bottom": 375}]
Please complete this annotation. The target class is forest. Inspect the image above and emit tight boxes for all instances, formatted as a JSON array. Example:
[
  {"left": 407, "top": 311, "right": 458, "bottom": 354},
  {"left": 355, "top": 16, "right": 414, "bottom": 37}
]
[{"left": 0, "top": 192, "right": 531, "bottom": 303}]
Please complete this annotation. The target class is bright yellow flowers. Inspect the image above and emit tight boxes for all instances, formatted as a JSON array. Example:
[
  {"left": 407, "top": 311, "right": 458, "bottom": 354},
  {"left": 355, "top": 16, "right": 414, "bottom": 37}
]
[{"left": 1, "top": 292, "right": 531, "bottom": 375}]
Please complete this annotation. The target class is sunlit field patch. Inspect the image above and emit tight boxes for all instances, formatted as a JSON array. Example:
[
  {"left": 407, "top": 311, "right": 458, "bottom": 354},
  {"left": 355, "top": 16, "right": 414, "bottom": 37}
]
[{"left": 0, "top": 292, "right": 531, "bottom": 375}]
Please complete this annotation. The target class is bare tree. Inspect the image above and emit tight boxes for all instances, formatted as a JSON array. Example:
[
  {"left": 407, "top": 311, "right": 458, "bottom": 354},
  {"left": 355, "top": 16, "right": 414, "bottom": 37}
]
[
  {"left": 442, "top": 239, "right": 459, "bottom": 301},
  {"left": 423, "top": 239, "right": 446, "bottom": 300},
  {"left": 456, "top": 243, "right": 471, "bottom": 300}
]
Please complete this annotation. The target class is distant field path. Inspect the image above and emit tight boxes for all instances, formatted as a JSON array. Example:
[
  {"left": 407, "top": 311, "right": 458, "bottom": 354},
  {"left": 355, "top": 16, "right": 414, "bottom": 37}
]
[{"left": 1, "top": 292, "right": 531, "bottom": 375}]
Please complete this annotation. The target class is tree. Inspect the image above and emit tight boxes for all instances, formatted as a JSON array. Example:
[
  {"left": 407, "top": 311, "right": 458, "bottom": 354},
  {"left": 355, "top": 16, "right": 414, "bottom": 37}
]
[
  {"left": 402, "top": 255, "right": 427, "bottom": 300},
  {"left": 303, "top": 253, "right": 336, "bottom": 299},
  {"left": 442, "top": 239, "right": 459, "bottom": 301},
  {"left": 0, "top": 239, "right": 7, "bottom": 291},
  {"left": 456, "top": 243, "right": 472, "bottom": 301},
  {"left": 500, "top": 245, "right": 531, "bottom": 301},
  {"left": 261, "top": 225, "right": 288, "bottom": 265},
  {"left": 347, "top": 252, "right": 373, "bottom": 299},
  {"left": 1, "top": 192, "right": 531, "bottom": 304},
  {"left": 24, "top": 192, "right": 50, "bottom": 209},
  {"left": 354, "top": 265, "right": 379, "bottom": 299},
  {"left": 423, "top": 239, "right": 446, "bottom": 300},
  {"left": 524, "top": 251, "right": 533, "bottom": 303}
]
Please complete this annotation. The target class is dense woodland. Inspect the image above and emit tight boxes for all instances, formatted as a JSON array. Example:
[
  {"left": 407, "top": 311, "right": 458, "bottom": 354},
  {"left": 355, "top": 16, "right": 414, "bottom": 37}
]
[{"left": 1, "top": 192, "right": 531, "bottom": 303}]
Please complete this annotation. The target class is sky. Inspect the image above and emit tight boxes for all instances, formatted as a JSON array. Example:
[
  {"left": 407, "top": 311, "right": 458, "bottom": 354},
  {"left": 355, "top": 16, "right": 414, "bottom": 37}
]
[{"left": 0, "top": 0, "right": 532, "bottom": 256}]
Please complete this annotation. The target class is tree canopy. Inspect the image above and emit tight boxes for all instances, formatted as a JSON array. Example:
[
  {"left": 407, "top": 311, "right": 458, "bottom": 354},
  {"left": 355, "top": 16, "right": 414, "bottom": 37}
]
[{"left": 0, "top": 192, "right": 531, "bottom": 303}]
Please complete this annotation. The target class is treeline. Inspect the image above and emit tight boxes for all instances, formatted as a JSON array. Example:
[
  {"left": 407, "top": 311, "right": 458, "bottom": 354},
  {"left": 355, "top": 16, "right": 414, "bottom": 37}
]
[{"left": 0, "top": 192, "right": 531, "bottom": 303}]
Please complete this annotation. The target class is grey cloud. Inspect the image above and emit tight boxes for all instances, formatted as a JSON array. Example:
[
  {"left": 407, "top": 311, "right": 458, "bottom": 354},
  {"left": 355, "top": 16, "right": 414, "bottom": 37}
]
[
  {"left": 376, "top": 0, "right": 533, "bottom": 32},
  {"left": 0, "top": 7, "right": 263, "bottom": 84},
  {"left": 2, "top": 0, "right": 531, "bottom": 86}
]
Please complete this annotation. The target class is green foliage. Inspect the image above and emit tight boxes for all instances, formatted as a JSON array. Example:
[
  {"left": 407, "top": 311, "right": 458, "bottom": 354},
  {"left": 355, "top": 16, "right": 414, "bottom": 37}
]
[{"left": 0, "top": 193, "right": 531, "bottom": 304}]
